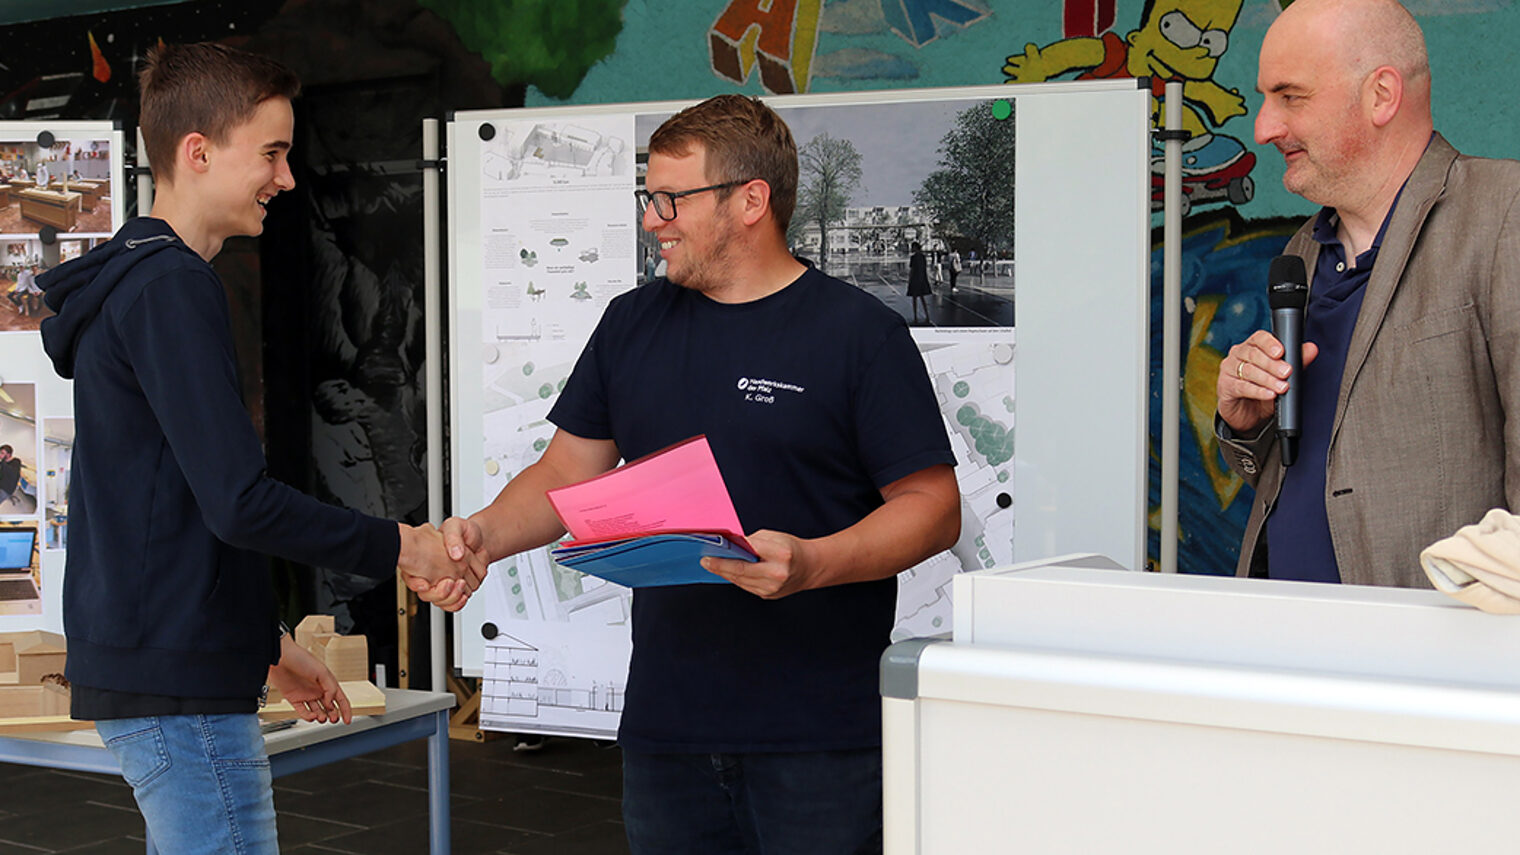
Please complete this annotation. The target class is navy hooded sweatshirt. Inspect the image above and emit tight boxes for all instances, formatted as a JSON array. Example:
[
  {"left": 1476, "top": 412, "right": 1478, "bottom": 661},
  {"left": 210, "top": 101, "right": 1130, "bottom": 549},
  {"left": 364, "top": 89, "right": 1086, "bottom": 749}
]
[{"left": 39, "top": 217, "right": 399, "bottom": 707}]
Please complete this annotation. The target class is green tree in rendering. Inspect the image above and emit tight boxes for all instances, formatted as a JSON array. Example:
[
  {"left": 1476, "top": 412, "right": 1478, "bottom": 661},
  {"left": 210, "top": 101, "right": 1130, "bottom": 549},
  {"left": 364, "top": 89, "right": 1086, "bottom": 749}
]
[
  {"left": 791, "top": 132, "right": 863, "bottom": 274},
  {"left": 914, "top": 101, "right": 1017, "bottom": 261},
  {"left": 418, "top": 0, "right": 625, "bottom": 99}
]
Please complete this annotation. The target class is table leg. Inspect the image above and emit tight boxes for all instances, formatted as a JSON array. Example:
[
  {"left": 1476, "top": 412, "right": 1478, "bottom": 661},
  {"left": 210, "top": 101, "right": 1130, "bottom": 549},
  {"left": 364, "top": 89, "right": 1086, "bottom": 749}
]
[{"left": 427, "top": 709, "right": 450, "bottom": 855}]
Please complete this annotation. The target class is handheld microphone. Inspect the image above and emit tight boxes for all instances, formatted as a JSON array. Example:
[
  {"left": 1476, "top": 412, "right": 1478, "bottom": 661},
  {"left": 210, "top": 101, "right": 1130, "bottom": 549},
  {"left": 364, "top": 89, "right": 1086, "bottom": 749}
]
[{"left": 1268, "top": 255, "right": 1309, "bottom": 467}]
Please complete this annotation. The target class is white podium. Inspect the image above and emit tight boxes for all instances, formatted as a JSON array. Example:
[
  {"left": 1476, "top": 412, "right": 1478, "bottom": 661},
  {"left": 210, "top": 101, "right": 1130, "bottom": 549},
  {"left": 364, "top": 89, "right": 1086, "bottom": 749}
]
[{"left": 881, "top": 556, "right": 1520, "bottom": 854}]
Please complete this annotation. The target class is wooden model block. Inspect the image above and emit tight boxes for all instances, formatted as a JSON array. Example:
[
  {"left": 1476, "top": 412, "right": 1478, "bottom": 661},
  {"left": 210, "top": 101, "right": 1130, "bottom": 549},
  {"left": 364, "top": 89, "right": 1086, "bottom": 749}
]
[
  {"left": 293, "top": 614, "right": 369, "bottom": 683},
  {"left": 294, "top": 614, "right": 335, "bottom": 651},
  {"left": 0, "top": 630, "right": 64, "bottom": 648},
  {"left": 10, "top": 631, "right": 66, "bottom": 685},
  {"left": 0, "top": 641, "right": 15, "bottom": 673},
  {"left": 0, "top": 683, "right": 83, "bottom": 731},
  {"left": 18, "top": 652, "right": 66, "bottom": 685},
  {"left": 16, "top": 633, "right": 67, "bottom": 685},
  {"left": 0, "top": 685, "right": 50, "bottom": 717},
  {"left": 260, "top": 680, "right": 385, "bottom": 721},
  {"left": 315, "top": 634, "right": 369, "bottom": 683}
]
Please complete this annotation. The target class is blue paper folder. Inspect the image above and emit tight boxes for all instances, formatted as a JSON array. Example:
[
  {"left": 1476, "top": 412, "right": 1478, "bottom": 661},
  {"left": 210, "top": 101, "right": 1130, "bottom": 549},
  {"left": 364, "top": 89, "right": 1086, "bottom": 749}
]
[{"left": 551, "top": 532, "right": 758, "bottom": 587}]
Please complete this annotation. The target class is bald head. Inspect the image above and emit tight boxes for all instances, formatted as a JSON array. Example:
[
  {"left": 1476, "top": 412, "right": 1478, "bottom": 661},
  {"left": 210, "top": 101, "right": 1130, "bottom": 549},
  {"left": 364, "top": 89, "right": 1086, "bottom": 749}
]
[{"left": 1277, "top": 0, "right": 1429, "bottom": 96}]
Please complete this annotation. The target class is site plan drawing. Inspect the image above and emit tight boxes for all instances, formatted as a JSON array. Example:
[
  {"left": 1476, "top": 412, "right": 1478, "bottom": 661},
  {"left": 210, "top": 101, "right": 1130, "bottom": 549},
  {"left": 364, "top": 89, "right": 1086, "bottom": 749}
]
[{"left": 893, "top": 328, "right": 1017, "bottom": 641}]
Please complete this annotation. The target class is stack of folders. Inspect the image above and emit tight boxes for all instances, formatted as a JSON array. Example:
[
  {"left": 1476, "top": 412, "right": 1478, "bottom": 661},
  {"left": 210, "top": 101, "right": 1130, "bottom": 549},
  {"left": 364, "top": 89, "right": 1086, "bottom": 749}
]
[{"left": 547, "top": 436, "right": 757, "bottom": 588}]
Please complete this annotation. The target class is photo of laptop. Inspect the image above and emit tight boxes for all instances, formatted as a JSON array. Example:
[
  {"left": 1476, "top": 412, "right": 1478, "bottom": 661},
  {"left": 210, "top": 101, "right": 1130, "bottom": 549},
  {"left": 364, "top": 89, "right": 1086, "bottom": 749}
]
[{"left": 0, "top": 526, "right": 40, "bottom": 614}]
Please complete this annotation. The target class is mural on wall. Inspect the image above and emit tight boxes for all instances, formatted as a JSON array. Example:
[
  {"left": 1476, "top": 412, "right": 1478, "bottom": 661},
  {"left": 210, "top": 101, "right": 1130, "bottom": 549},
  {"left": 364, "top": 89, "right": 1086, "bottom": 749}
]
[
  {"left": 1004, "top": 0, "right": 1256, "bottom": 217},
  {"left": 415, "top": 0, "right": 625, "bottom": 99},
  {"left": 997, "top": 0, "right": 1272, "bottom": 573},
  {"left": 707, "top": 0, "right": 991, "bottom": 94},
  {"left": 1147, "top": 212, "right": 1295, "bottom": 572}
]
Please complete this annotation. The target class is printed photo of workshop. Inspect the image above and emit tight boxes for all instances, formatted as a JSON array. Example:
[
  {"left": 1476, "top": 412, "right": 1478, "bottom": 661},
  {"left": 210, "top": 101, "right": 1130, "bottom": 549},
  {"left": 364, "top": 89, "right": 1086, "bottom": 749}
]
[{"left": 0, "top": 138, "right": 113, "bottom": 237}]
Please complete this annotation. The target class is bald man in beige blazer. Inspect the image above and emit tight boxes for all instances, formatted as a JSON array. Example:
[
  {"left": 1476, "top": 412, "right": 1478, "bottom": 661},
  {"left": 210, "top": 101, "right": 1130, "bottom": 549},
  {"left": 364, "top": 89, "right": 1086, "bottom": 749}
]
[{"left": 1214, "top": 0, "right": 1520, "bottom": 586}]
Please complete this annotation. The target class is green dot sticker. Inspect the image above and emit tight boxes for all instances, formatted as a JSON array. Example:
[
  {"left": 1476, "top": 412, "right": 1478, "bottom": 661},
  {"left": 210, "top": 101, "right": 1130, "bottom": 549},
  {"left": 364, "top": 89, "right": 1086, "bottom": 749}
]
[{"left": 991, "top": 100, "right": 1013, "bottom": 121}]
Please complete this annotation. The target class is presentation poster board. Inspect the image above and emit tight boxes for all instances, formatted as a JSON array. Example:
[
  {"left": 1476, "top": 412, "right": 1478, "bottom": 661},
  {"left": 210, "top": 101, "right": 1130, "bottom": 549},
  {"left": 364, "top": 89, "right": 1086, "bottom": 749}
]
[
  {"left": 0, "top": 121, "right": 125, "bottom": 634},
  {"left": 447, "top": 81, "right": 1148, "bottom": 738}
]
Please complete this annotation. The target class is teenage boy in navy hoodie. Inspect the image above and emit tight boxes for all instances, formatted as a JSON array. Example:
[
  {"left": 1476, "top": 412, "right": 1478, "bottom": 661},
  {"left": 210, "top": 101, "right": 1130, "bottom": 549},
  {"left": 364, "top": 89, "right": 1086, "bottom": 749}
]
[{"left": 38, "top": 42, "right": 482, "bottom": 854}]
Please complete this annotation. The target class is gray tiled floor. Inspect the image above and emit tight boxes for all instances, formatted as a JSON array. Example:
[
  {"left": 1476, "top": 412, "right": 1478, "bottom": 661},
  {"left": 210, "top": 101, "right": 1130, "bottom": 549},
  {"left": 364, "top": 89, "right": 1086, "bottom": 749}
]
[{"left": 0, "top": 736, "right": 629, "bottom": 854}]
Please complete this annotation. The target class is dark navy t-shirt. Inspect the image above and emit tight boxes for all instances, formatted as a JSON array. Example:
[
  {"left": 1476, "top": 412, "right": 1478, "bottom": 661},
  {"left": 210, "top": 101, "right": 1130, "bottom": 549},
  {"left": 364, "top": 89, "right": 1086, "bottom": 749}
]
[{"left": 549, "top": 269, "right": 955, "bottom": 752}]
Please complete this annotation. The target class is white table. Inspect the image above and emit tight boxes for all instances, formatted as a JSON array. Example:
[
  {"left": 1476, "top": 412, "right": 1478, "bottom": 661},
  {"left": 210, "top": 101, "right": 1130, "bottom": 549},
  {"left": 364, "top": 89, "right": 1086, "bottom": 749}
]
[
  {"left": 0, "top": 687, "right": 455, "bottom": 854},
  {"left": 882, "top": 557, "right": 1520, "bottom": 854}
]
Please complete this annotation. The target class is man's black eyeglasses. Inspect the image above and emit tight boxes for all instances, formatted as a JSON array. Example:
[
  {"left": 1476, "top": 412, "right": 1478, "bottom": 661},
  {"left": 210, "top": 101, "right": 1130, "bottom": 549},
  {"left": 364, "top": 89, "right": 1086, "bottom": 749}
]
[{"left": 635, "top": 180, "right": 750, "bottom": 221}]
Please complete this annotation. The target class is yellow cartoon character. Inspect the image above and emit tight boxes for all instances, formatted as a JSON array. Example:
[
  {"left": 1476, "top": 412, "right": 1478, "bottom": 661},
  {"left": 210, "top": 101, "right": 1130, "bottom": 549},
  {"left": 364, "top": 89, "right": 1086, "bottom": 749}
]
[{"left": 1005, "top": 0, "right": 1254, "bottom": 212}]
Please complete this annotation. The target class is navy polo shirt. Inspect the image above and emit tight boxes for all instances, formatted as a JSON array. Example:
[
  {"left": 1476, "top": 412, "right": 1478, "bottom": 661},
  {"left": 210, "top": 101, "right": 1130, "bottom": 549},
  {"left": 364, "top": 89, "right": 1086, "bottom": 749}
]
[{"left": 1265, "top": 198, "right": 1400, "bottom": 583}]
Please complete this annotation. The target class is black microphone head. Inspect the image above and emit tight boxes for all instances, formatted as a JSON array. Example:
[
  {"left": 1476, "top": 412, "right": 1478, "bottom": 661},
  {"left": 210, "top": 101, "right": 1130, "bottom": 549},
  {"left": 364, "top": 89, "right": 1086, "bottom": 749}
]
[{"left": 1268, "top": 255, "right": 1309, "bottom": 310}]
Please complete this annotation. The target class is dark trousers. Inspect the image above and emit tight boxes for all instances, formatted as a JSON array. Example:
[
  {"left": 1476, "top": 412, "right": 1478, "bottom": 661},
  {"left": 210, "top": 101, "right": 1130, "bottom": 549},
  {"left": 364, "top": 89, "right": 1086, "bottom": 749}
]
[{"left": 621, "top": 746, "right": 883, "bottom": 855}]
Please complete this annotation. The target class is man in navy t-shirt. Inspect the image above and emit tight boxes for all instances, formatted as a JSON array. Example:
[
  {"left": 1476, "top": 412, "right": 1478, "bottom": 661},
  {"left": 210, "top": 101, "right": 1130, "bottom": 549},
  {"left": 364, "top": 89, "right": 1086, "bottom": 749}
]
[{"left": 445, "top": 94, "right": 960, "bottom": 854}]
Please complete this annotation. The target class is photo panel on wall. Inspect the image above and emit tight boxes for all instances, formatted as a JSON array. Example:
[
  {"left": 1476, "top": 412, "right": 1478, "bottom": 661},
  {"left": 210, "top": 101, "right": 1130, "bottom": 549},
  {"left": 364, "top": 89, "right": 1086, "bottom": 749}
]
[
  {"left": 0, "top": 237, "right": 104, "bottom": 333},
  {"left": 0, "top": 135, "right": 115, "bottom": 239},
  {"left": 0, "top": 520, "right": 41, "bottom": 616},
  {"left": 41, "top": 417, "right": 69, "bottom": 552},
  {"left": 0, "top": 380, "right": 39, "bottom": 520}
]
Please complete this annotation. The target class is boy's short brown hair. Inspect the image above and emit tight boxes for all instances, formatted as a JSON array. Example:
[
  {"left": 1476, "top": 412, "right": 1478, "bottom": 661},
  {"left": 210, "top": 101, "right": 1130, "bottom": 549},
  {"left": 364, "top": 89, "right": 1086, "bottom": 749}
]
[
  {"left": 138, "top": 42, "right": 300, "bottom": 183},
  {"left": 648, "top": 95, "right": 798, "bottom": 232}
]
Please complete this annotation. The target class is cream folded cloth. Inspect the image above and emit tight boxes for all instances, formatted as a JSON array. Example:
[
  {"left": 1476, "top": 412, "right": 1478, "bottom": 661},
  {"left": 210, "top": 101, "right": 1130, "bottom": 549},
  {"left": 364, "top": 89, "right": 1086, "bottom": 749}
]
[{"left": 1420, "top": 508, "right": 1520, "bottom": 614}]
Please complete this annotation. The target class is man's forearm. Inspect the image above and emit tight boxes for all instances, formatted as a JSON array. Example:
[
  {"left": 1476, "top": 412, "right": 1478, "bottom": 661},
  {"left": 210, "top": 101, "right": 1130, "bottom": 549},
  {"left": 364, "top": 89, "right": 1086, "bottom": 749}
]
[
  {"left": 470, "top": 460, "right": 583, "bottom": 562},
  {"left": 449, "top": 430, "right": 621, "bottom": 565},
  {"left": 806, "top": 465, "right": 960, "bottom": 589}
]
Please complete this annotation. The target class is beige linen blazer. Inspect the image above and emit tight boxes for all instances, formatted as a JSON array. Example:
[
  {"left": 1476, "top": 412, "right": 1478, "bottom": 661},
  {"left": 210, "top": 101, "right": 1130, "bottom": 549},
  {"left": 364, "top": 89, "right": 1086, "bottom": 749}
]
[{"left": 1218, "top": 134, "right": 1520, "bottom": 587}]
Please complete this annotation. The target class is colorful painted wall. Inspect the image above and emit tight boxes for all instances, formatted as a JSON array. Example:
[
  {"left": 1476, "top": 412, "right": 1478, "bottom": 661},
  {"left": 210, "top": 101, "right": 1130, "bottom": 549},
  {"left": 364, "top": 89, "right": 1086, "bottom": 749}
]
[{"left": 5, "top": 0, "right": 1520, "bottom": 589}]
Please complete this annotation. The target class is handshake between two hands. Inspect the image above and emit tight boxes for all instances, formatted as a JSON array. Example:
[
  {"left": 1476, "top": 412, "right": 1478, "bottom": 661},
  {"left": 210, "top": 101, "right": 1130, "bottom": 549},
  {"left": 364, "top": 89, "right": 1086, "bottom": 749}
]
[{"left": 395, "top": 517, "right": 489, "bottom": 612}]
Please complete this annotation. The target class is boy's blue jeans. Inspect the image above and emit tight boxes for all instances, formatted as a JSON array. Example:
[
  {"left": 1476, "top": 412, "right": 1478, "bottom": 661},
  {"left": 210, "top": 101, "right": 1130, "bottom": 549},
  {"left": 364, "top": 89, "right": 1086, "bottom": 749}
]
[{"left": 97, "top": 713, "right": 278, "bottom": 854}]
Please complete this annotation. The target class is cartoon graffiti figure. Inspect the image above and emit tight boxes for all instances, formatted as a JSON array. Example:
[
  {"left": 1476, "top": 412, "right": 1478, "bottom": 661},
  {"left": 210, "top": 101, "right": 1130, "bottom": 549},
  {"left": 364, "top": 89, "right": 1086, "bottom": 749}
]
[{"left": 1004, "top": 0, "right": 1254, "bottom": 215}]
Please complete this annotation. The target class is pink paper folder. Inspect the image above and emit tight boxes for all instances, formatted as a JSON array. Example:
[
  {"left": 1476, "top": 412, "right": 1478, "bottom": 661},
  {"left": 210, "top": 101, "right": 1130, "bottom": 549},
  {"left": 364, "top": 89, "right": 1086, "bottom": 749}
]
[{"left": 546, "top": 436, "right": 758, "bottom": 587}]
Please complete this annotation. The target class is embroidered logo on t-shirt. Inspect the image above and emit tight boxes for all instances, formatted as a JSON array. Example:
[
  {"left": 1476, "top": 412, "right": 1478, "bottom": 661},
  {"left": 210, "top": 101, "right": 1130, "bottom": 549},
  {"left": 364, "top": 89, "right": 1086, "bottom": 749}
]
[{"left": 736, "top": 376, "right": 805, "bottom": 405}]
